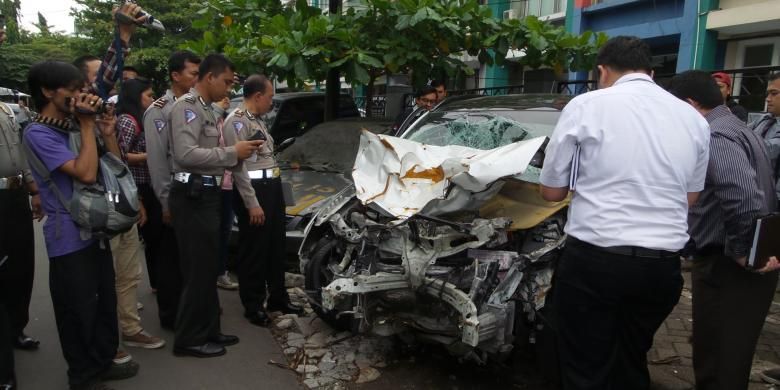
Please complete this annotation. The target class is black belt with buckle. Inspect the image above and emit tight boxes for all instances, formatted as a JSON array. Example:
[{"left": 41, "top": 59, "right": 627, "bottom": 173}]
[
  {"left": 0, "top": 174, "right": 24, "bottom": 190},
  {"left": 567, "top": 237, "right": 679, "bottom": 259}
]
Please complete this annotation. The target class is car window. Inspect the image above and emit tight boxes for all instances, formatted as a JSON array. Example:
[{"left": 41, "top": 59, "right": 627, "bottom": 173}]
[
  {"left": 403, "top": 109, "right": 560, "bottom": 150},
  {"left": 262, "top": 100, "right": 283, "bottom": 128}
]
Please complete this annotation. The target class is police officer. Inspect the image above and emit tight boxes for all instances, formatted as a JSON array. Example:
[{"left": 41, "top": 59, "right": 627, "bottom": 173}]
[
  {"left": 0, "top": 22, "right": 43, "bottom": 390},
  {"left": 168, "top": 54, "right": 261, "bottom": 358},
  {"left": 143, "top": 50, "right": 201, "bottom": 330},
  {"left": 225, "top": 75, "right": 303, "bottom": 327}
]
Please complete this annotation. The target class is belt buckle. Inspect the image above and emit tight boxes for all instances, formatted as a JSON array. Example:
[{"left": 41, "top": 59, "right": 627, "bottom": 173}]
[{"left": 272, "top": 167, "right": 280, "bottom": 178}]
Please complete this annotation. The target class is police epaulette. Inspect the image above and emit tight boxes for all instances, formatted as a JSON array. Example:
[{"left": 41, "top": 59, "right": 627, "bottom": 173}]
[
  {"left": 152, "top": 97, "right": 169, "bottom": 109},
  {"left": 183, "top": 94, "right": 196, "bottom": 104},
  {"left": 0, "top": 103, "right": 11, "bottom": 116},
  {"left": 233, "top": 109, "right": 245, "bottom": 118}
]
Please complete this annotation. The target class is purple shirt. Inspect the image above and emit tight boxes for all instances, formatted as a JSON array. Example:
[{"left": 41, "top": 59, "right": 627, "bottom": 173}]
[{"left": 23, "top": 123, "right": 93, "bottom": 258}]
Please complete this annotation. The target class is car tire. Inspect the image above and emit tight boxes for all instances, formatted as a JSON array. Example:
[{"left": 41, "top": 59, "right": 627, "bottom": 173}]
[{"left": 304, "top": 238, "right": 357, "bottom": 332}]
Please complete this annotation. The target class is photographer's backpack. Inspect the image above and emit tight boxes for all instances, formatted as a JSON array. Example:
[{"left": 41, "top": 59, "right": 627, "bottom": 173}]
[{"left": 22, "top": 117, "right": 139, "bottom": 240}]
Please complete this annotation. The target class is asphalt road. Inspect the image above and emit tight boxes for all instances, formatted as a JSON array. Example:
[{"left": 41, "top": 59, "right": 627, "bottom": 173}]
[
  {"left": 16, "top": 222, "right": 555, "bottom": 390},
  {"left": 15, "top": 222, "right": 302, "bottom": 390}
]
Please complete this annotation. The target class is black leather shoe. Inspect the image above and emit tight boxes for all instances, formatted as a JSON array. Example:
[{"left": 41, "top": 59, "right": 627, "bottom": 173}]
[
  {"left": 267, "top": 301, "right": 304, "bottom": 316},
  {"left": 173, "top": 342, "right": 226, "bottom": 358},
  {"left": 209, "top": 333, "right": 239, "bottom": 347},
  {"left": 14, "top": 333, "right": 40, "bottom": 350},
  {"left": 244, "top": 310, "right": 270, "bottom": 327},
  {"left": 0, "top": 374, "right": 16, "bottom": 390}
]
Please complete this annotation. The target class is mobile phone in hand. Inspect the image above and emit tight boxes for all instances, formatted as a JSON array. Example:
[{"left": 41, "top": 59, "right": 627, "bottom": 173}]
[{"left": 248, "top": 130, "right": 267, "bottom": 141}]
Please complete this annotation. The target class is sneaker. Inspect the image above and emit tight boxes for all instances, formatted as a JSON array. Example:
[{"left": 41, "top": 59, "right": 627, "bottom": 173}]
[
  {"left": 112, "top": 350, "right": 132, "bottom": 365},
  {"left": 136, "top": 302, "right": 144, "bottom": 311},
  {"left": 123, "top": 330, "right": 166, "bottom": 349},
  {"left": 760, "top": 368, "right": 780, "bottom": 384},
  {"left": 217, "top": 272, "right": 239, "bottom": 290},
  {"left": 100, "top": 360, "right": 139, "bottom": 381}
]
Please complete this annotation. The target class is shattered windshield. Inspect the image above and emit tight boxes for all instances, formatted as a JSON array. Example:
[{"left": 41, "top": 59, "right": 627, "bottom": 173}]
[
  {"left": 278, "top": 120, "right": 392, "bottom": 174},
  {"left": 403, "top": 109, "right": 560, "bottom": 150}
]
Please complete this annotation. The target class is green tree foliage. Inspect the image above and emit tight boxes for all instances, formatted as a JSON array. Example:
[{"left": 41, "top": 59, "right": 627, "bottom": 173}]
[
  {"left": 189, "top": 0, "right": 606, "bottom": 89},
  {"left": 33, "top": 12, "right": 52, "bottom": 37},
  {"left": 0, "top": 0, "right": 23, "bottom": 44},
  {"left": 71, "top": 0, "right": 205, "bottom": 92},
  {"left": 0, "top": 36, "right": 77, "bottom": 92}
]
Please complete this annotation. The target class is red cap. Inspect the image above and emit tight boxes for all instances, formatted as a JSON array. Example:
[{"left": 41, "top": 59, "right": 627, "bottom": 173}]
[{"left": 712, "top": 72, "right": 732, "bottom": 88}]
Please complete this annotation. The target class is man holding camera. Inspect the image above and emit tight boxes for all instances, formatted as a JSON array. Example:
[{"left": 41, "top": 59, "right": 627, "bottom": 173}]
[
  {"left": 168, "top": 54, "right": 261, "bottom": 358},
  {"left": 226, "top": 75, "right": 303, "bottom": 327},
  {"left": 24, "top": 60, "right": 137, "bottom": 390}
]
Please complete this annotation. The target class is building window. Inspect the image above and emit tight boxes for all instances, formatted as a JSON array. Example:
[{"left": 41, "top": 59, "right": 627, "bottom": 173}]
[
  {"left": 733, "top": 37, "right": 780, "bottom": 112},
  {"left": 511, "top": 0, "right": 565, "bottom": 18}
]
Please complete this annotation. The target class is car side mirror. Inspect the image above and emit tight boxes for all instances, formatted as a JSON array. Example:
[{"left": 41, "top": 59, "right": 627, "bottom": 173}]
[{"left": 275, "top": 137, "right": 296, "bottom": 154}]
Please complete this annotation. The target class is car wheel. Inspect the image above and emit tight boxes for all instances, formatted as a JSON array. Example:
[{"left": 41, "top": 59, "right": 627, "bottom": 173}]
[{"left": 304, "top": 238, "right": 358, "bottom": 331}]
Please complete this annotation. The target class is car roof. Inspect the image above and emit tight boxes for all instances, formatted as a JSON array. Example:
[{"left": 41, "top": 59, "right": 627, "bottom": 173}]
[{"left": 434, "top": 94, "right": 571, "bottom": 112}]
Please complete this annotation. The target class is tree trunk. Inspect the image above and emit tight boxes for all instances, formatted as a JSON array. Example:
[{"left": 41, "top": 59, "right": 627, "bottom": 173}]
[
  {"left": 324, "top": 0, "right": 341, "bottom": 121},
  {"left": 365, "top": 76, "right": 376, "bottom": 119}
]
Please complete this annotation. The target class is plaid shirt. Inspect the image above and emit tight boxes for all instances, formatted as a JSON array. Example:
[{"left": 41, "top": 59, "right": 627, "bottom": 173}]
[
  {"left": 117, "top": 114, "right": 150, "bottom": 185},
  {"left": 87, "top": 33, "right": 129, "bottom": 99}
]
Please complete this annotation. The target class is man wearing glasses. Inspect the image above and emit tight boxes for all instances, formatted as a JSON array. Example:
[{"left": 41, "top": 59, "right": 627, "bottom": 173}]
[
  {"left": 393, "top": 86, "right": 438, "bottom": 133},
  {"left": 752, "top": 73, "right": 780, "bottom": 201}
]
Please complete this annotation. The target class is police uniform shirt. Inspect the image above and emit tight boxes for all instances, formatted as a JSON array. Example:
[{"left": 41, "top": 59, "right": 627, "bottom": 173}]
[
  {"left": 143, "top": 89, "right": 176, "bottom": 210},
  {"left": 169, "top": 89, "right": 239, "bottom": 176},
  {"left": 0, "top": 102, "right": 33, "bottom": 185},
  {"left": 223, "top": 105, "right": 276, "bottom": 210}
]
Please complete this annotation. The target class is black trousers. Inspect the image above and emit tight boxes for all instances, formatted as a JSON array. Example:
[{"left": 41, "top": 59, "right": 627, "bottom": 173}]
[
  {"left": 155, "top": 223, "right": 182, "bottom": 330},
  {"left": 692, "top": 253, "right": 778, "bottom": 390},
  {"left": 553, "top": 238, "right": 683, "bottom": 390},
  {"left": 0, "top": 189, "right": 34, "bottom": 338},
  {"left": 232, "top": 177, "right": 288, "bottom": 313},
  {"left": 0, "top": 301, "right": 12, "bottom": 385},
  {"left": 50, "top": 241, "right": 118, "bottom": 387},
  {"left": 138, "top": 184, "right": 163, "bottom": 290},
  {"left": 170, "top": 183, "right": 222, "bottom": 347}
]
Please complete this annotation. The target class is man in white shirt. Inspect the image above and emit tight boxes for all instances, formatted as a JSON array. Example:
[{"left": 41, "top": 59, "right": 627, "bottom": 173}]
[{"left": 539, "top": 36, "right": 710, "bottom": 390}]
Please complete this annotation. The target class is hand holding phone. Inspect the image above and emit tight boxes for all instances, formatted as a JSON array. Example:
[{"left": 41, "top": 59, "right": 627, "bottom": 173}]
[{"left": 248, "top": 130, "right": 267, "bottom": 141}]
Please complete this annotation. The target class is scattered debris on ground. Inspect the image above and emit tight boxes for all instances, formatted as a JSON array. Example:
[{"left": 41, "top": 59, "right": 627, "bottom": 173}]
[{"left": 268, "top": 274, "right": 395, "bottom": 389}]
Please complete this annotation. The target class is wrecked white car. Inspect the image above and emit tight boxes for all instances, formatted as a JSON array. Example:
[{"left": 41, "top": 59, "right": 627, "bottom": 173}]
[{"left": 298, "top": 95, "right": 570, "bottom": 363}]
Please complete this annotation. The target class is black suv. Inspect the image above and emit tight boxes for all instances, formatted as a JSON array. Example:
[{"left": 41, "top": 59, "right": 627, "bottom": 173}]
[{"left": 231, "top": 92, "right": 361, "bottom": 143}]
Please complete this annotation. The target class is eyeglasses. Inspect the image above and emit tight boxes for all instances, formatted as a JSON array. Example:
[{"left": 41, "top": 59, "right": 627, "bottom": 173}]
[{"left": 418, "top": 98, "right": 436, "bottom": 105}]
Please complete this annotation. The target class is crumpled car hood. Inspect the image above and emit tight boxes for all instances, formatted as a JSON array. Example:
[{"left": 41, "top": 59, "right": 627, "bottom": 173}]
[{"left": 352, "top": 130, "right": 546, "bottom": 218}]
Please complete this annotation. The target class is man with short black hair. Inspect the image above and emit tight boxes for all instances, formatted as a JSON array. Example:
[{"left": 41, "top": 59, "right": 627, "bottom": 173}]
[
  {"left": 226, "top": 75, "right": 303, "bottom": 327},
  {"left": 430, "top": 79, "right": 447, "bottom": 104},
  {"left": 667, "top": 69, "right": 780, "bottom": 390},
  {"left": 168, "top": 54, "right": 261, "bottom": 358},
  {"left": 122, "top": 66, "right": 139, "bottom": 81},
  {"left": 24, "top": 60, "right": 138, "bottom": 390},
  {"left": 751, "top": 72, "right": 780, "bottom": 201},
  {"left": 143, "top": 50, "right": 201, "bottom": 330},
  {"left": 540, "top": 36, "right": 710, "bottom": 389},
  {"left": 393, "top": 86, "right": 438, "bottom": 132}
]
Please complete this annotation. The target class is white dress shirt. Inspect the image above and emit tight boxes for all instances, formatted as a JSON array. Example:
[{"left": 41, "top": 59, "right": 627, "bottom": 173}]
[{"left": 540, "top": 73, "right": 710, "bottom": 251}]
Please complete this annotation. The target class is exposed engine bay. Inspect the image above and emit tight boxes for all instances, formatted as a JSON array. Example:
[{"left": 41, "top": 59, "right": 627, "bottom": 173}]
[{"left": 298, "top": 131, "right": 568, "bottom": 363}]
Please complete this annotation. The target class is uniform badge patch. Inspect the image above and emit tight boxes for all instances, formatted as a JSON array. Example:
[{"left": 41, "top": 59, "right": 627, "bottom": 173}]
[
  {"left": 233, "top": 121, "right": 244, "bottom": 133},
  {"left": 154, "top": 119, "right": 166, "bottom": 132},
  {"left": 184, "top": 109, "right": 197, "bottom": 124}
]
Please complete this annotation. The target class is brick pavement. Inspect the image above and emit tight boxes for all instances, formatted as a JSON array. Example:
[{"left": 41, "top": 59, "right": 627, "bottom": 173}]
[{"left": 648, "top": 269, "right": 780, "bottom": 390}]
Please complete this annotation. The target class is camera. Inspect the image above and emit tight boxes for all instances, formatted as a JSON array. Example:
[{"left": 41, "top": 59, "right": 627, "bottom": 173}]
[
  {"left": 115, "top": 1, "right": 165, "bottom": 32},
  {"left": 65, "top": 96, "right": 113, "bottom": 115}
]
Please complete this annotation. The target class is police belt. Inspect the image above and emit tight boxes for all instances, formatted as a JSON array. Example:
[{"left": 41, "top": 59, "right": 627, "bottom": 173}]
[
  {"left": 173, "top": 172, "right": 223, "bottom": 187},
  {"left": 0, "top": 173, "right": 24, "bottom": 190},
  {"left": 247, "top": 167, "right": 280, "bottom": 180}
]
